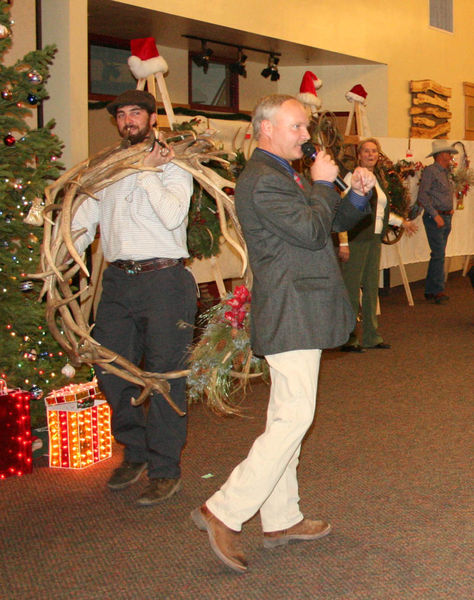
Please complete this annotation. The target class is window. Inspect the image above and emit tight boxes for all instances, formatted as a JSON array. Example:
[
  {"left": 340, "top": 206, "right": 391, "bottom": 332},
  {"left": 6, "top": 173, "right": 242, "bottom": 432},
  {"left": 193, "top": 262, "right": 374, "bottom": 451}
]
[
  {"left": 188, "top": 54, "right": 239, "bottom": 112},
  {"left": 88, "top": 35, "right": 136, "bottom": 101}
]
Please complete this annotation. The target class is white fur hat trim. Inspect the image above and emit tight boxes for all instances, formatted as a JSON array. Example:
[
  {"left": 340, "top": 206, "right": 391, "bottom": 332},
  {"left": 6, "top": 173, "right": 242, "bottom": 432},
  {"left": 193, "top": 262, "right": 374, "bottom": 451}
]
[{"left": 128, "top": 55, "right": 168, "bottom": 79}]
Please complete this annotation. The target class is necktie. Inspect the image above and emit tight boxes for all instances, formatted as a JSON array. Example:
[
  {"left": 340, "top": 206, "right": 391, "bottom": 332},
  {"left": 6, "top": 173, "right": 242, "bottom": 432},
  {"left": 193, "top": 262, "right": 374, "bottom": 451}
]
[{"left": 293, "top": 172, "right": 304, "bottom": 190}]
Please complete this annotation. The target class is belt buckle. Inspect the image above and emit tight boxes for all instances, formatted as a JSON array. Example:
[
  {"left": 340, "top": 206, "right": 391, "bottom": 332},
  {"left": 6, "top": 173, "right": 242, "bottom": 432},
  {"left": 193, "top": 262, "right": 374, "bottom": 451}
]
[{"left": 123, "top": 260, "right": 141, "bottom": 275}]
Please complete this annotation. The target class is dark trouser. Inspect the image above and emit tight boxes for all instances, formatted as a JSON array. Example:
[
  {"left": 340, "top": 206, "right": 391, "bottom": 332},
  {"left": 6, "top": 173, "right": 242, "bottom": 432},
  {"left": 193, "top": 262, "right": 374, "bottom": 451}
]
[
  {"left": 94, "top": 263, "right": 197, "bottom": 479},
  {"left": 341, "top": 235, "right": 383, "bottom": 348},
  {"left": 422, "top": 213, "right": 452, "bottom": 296}
]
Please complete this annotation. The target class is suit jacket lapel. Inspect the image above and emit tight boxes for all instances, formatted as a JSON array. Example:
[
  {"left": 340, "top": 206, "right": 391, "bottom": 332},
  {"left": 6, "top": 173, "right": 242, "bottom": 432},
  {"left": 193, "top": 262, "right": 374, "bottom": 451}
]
[{"left": 252, "top": 148, "right": 309, "bottom": 196}]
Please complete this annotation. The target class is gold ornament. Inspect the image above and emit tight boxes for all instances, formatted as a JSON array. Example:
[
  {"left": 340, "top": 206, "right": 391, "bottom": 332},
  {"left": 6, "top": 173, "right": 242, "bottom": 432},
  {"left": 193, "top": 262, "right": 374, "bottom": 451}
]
[
  {"left": 24, "top": 197, "right": 44, "bottom": 226},
  {"left": 0, "top": 24, "right": 10, "bottom": 39}
]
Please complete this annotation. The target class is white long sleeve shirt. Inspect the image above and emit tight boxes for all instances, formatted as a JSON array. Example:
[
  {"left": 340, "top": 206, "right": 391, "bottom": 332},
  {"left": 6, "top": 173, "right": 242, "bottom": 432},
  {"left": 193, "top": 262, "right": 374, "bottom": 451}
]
[{"left": 72, "top": 162, "right": 193, "bottom": 262}]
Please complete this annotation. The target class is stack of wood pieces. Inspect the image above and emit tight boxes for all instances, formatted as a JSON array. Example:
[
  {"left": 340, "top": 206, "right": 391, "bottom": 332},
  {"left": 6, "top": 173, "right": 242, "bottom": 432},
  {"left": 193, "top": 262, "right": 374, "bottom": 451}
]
[{"left": 409, "top": 80, "right": 452, "bottom": 138}]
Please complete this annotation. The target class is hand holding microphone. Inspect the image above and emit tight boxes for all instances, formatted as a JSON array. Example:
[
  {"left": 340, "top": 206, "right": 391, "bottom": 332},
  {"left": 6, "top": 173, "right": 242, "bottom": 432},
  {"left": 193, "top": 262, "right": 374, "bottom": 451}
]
[{"left": 301, "top": 142, "right": 348, "bottom": 192}]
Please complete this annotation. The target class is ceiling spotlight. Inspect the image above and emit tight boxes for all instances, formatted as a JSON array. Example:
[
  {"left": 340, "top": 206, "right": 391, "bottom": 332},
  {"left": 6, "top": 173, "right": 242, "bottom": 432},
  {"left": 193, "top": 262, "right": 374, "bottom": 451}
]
[
  {"left": 230, "top": 48, "right": 247, "bottom": 78},
  {"left": 261, "top": 54, "right": 280, "bottom": 81},
  {"left": 192, "top": 40, "right": 214, "bottom": 73}
]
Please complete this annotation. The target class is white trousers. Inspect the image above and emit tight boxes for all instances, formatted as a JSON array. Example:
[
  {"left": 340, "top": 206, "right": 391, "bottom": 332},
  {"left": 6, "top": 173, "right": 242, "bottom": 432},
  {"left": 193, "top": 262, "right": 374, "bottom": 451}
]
[{"left": 206, "top": 348, "right": 322, "bottom": 532}]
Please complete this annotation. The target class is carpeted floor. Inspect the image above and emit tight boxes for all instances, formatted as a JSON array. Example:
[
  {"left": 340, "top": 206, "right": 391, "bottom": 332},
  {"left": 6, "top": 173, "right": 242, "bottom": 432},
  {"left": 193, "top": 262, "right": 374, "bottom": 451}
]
[{"left": 1, "top": 273, "right": 473, "bottom": 600}]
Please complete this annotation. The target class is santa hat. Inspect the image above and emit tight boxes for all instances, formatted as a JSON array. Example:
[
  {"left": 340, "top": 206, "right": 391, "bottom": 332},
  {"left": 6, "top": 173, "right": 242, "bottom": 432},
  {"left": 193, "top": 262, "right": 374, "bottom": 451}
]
[
  {"left": 128, "top": 37, "right": 168, "bottom": 79},
  {"left": 297, "top": 71, "right": 322, "bottom": 110},
  {"left": 345, "top": 84, "right": 367, "bottom": 104}
]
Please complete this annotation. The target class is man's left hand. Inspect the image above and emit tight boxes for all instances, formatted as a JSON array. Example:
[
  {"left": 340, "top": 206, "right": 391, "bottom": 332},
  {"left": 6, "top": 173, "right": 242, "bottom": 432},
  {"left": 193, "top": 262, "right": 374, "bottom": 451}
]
[{"left": 351, "top": 167, "right": 376, "bottom": 195}]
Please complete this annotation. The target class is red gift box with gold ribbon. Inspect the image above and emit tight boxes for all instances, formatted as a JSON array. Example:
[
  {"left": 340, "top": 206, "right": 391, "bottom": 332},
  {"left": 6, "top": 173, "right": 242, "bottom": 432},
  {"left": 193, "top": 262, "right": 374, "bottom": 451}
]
[{"left": 45, "top": 380, "right": 112, "bottom": 469}]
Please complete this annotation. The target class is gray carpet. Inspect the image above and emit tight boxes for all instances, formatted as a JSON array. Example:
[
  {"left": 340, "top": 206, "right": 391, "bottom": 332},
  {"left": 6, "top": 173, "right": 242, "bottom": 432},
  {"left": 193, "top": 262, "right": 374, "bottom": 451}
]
[{"left": 1, "top": 273, "right": 473, "bottom": 599}]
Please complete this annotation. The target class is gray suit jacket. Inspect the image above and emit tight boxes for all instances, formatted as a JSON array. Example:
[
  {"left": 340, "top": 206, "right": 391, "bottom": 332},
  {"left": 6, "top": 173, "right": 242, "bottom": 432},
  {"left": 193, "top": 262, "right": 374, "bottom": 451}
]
[{"left": 235, "top": 148, "right": 371, "bottom": 356}]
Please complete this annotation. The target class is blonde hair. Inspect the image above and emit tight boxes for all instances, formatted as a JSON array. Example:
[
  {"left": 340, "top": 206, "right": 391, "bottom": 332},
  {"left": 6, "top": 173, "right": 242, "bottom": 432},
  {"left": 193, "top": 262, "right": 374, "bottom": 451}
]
[{"left": 357, "top": 137, "right": 382, "bottom": 157}]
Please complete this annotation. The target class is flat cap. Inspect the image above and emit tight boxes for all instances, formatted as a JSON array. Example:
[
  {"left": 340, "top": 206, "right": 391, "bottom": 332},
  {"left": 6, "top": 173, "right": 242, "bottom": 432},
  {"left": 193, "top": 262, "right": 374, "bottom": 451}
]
[{"left": 107, "top": 89, "right": 156, "bottom": 116}]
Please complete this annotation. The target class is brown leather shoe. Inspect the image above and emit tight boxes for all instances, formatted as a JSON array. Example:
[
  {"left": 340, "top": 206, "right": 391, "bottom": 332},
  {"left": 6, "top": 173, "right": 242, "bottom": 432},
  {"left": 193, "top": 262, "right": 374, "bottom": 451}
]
[
  {"left": 191, "top": 504, "right": 248, "bottom": 573},
  {"left": 263, "top": 518, "right": 331, "bottom": 549}
]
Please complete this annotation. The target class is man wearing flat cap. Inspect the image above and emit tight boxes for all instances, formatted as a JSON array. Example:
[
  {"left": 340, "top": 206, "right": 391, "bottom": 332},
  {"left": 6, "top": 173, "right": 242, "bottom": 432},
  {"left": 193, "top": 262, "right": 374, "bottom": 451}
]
[
  {"left": 417, "top": 140, "right": 458, "bottom": 304},
  {"left": 72, "top": 89, "right": 196, "bottom": 505}
]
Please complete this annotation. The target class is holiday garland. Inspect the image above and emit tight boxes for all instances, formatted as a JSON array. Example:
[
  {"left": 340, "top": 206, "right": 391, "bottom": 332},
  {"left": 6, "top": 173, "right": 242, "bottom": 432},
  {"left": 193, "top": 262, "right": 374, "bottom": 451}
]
[
  {"left": 172, "top": 118, "right": 246, "bottom": 260},
  {"left": 450, "top": 141, "right": 474, "bottom": 208},
  {"left": 187, "top": 285, "right": 268, "bottom": 414}
]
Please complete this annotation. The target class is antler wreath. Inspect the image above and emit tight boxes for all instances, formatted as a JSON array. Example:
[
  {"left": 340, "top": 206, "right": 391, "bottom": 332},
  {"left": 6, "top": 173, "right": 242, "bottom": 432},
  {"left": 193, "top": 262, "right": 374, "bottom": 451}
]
[{"left": 30, "top": 131, "right": 249, "bottom": 415}]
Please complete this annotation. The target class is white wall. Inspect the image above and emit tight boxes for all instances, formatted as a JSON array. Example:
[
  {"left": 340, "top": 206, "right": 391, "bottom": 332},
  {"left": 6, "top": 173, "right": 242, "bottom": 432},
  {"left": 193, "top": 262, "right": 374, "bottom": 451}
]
[{"left": 279, "top": 64, "right": 388, "bottom": 136}]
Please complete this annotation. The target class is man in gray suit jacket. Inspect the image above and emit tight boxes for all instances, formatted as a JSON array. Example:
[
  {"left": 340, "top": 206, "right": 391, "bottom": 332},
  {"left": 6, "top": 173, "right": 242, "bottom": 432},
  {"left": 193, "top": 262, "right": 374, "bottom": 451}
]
[{"left": 192, "top": 95, "right": 375, "bottom": 573}]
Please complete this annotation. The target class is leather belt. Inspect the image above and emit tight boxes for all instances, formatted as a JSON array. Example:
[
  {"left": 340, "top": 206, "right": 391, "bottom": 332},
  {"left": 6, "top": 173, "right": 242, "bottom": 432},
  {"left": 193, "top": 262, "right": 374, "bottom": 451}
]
[
  {"left": 111, "top": 257, "right": 183, "bottom": 275},
  {"left": 437, "top": 210, "right": 453, "bottom": 215}
]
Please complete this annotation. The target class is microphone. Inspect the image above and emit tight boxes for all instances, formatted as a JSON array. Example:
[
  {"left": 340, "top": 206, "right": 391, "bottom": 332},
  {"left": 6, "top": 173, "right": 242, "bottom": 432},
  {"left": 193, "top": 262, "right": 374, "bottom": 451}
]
[{"left": 301, "top": 142, "right": 348, "bottom": 192}]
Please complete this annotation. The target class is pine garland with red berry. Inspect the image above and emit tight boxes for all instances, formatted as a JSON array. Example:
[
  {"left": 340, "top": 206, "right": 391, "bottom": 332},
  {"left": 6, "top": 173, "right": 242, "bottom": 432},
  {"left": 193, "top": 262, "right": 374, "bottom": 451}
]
[{"left": 187, "top": 285, "right": 268, "bottom": 414}]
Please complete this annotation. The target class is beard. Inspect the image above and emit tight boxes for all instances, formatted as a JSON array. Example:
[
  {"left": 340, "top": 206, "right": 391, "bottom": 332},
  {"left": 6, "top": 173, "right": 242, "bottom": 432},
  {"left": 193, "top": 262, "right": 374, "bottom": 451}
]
[{"left": 119, "top": 123, "right": 152, "bottom": 145}]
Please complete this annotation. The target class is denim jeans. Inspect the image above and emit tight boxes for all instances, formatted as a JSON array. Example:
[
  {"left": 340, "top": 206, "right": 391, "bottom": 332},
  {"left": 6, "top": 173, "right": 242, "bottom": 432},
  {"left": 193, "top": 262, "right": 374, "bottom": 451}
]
[{"left": 422, "top": 212, "right": 452, "bottom": 296}]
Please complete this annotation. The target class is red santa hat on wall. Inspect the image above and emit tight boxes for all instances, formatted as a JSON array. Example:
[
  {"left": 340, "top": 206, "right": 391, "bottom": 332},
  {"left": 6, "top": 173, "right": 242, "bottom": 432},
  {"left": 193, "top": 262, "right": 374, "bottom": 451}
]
[
  {"left": 297, "top": 71, "right": 322, "bottom": 110},
  {"left": 345, "top": 84, "right": 368, "bottom": 105},
  {"left": 128, "top": 37, "right": 168, "bottom": 79}
]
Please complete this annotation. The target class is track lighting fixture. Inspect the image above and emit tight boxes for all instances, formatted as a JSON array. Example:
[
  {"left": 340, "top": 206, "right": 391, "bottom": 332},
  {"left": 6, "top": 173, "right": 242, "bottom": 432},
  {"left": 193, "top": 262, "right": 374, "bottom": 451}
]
[
  {"left": 183, "top": 35, "right": 281, "bottom": 80},
  {"left": 192, "top": 40, "right": 213, "bottom": 74},
  {"left": 229, "top": 48, "right": 247, "bottom": 78},
  {"left": 261, "top": 54, "right": 280, "bottom": 81}
]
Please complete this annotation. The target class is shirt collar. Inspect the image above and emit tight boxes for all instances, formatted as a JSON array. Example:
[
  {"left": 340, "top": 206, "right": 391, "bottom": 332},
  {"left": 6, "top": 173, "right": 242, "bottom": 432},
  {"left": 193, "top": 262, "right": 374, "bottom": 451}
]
[{"left": 257, "top": 148, "right": 294, "bottom": 176}]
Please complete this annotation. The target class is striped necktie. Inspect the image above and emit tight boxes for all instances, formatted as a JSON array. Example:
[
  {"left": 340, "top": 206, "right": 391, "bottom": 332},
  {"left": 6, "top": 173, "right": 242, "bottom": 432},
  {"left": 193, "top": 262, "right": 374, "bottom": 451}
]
[{"left": 293, "top": 172, "right": 304, "bottom": 190}]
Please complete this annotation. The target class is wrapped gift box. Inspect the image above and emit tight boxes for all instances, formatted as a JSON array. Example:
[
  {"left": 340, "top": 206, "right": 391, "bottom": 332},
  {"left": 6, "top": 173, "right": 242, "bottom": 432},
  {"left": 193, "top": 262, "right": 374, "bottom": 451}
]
[
  {"left": 45, "top": 381, "right": 112, "bottom": 469},
  {"left": 0, "top": 379, "right": 33, "bottom": 479},
  {"left": 45, "top": 380, "right": 101, "bottom": 409}
]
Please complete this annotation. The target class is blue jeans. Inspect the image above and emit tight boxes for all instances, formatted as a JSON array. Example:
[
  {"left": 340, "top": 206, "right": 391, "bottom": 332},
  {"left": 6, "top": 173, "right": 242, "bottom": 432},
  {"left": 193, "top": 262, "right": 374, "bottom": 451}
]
[{"left": 422, "top": 213, "right": 452, "bottom": 296}]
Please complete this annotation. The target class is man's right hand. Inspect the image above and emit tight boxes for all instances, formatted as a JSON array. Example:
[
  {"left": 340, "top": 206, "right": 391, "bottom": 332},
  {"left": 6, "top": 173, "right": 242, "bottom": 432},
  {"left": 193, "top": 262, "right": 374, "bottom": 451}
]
[
  {"left": 309, "top": 150, "right": 339, "bottom": 183},
  {"left": 143, "top": 134, "right": 175, "bottom": 168}
]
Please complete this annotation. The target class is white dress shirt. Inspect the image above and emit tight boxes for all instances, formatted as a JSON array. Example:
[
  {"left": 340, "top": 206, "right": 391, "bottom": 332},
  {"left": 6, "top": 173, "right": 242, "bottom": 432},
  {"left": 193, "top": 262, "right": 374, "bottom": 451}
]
[{"left": 72, "top": 162, "right": 193, "bottom": 261}]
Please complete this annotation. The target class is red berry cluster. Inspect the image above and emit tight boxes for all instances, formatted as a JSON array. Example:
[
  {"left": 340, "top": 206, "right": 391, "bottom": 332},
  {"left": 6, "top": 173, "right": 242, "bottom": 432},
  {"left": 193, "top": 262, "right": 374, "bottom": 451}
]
[{"left": 224, "top": 285, "right": 251, "bottom": 329}]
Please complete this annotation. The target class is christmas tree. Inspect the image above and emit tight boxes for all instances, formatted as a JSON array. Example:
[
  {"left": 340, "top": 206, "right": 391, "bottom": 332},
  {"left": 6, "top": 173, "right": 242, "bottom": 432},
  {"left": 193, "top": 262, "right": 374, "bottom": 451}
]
[{"left": 0, "top": 1, "right": 88, "bottom": 425}]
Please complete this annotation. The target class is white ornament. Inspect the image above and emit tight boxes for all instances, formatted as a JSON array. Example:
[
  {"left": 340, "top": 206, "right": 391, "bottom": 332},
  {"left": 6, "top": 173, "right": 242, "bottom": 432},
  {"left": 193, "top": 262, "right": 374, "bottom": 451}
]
[{"left": 61, "top": 363, "right": 76, "bottom": 378}]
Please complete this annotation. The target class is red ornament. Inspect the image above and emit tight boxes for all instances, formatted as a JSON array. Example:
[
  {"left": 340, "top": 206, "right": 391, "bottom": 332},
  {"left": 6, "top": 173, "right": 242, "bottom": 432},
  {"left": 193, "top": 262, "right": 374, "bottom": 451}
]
[
  {"left": 225, "top": 297, "right": 241, "bottom": 308},
  {"left": 4, "top": 133, "right": 16, "bottom": 146},
  {"left": 222, "top": 285, "right": 251, "bottom": 330}
]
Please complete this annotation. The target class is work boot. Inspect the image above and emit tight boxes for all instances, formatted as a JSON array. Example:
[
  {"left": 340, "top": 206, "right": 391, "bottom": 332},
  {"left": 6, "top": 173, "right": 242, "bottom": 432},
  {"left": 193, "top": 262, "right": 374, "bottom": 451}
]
[
  {"left": 107, "top": 460, "right": 147, "bottom": 491},
  {"left": 137, "top": 478, "right": 181, "bottom": 506}
]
